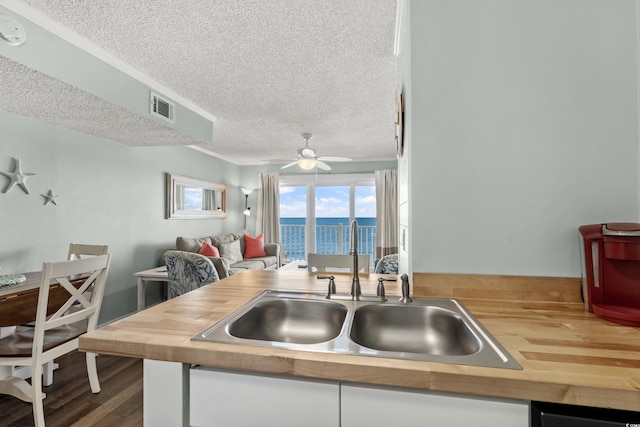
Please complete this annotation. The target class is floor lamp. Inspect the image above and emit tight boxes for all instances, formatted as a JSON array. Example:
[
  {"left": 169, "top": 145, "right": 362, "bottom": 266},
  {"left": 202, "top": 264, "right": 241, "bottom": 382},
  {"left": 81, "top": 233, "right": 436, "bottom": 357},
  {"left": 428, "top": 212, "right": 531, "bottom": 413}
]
[{"left": 241, "top": 187, "right": 254, "bottom": 230}]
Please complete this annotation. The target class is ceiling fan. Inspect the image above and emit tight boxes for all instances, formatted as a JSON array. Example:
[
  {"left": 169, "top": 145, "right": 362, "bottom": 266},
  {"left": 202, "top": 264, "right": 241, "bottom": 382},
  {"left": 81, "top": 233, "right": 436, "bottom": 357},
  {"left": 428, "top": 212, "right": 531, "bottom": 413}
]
[{"left": 280, "top": 133, "right": 351, "bottom": 171}]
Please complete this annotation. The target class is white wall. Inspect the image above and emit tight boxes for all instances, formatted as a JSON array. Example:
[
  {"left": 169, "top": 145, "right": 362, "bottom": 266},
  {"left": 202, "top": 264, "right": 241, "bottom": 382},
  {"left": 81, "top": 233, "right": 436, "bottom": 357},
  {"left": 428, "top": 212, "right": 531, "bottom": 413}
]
[
  {"left": 0, "top": 112, "right": 242, "bottom": 322},
  {"left": 402, "top": 0, "right": 639, "bottom": 277}
]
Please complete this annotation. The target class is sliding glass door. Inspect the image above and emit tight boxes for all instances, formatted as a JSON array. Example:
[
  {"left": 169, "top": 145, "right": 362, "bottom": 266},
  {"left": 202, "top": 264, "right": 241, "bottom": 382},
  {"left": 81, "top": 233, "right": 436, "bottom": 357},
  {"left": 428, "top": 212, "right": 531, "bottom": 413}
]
[
  {"left": 279, "top": 174, "right": 375, "bottom": 264},
  {"left": 315, "top": 185, "right": 350, "bottom": 255},
  {"left": 279, "top": 185, "right": 307, "bottom": 262}
]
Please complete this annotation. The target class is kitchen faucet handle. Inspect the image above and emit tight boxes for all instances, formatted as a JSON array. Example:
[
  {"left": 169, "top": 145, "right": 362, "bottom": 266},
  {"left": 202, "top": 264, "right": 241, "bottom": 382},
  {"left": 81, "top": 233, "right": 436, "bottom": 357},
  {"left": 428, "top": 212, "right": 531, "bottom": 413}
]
[
  {"left": 376, "top": 276, "right": 397, "bottom": 298},
  {"left": 317, "top": 274, "right": 336, "bottom": 298}
]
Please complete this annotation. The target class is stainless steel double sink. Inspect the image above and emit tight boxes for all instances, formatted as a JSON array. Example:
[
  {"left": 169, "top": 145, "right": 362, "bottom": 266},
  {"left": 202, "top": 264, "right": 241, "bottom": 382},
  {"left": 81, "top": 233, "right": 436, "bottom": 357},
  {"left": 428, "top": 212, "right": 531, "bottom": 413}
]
[{"left": 192, "top": 290, "right": 522, "bottom": 370}]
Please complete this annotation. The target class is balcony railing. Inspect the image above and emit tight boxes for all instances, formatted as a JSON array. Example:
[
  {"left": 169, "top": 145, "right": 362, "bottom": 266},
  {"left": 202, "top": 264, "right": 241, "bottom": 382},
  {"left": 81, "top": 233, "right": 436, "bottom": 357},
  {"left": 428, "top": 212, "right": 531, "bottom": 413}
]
[{"left": 280, "top": 223, "right": 377, "bottom": 266}]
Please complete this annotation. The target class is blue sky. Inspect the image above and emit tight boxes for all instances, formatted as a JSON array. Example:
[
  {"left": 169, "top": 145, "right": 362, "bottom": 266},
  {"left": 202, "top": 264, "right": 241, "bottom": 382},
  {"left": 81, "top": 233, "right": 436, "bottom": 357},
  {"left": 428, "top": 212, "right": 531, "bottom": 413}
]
[
  {"left": 280, "top": 185, "right": 376, "bottom": 218},
  {"left": 184, "top": 188, "right": 203, "bottom": 210}
]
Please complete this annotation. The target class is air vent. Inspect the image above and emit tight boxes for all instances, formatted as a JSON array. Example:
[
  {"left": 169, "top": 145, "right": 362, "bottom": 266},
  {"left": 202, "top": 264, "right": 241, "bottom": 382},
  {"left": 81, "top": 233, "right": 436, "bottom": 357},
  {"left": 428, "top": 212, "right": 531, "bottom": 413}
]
[{"left": 150, "top": 91, "right": 175, "bottom": 123}]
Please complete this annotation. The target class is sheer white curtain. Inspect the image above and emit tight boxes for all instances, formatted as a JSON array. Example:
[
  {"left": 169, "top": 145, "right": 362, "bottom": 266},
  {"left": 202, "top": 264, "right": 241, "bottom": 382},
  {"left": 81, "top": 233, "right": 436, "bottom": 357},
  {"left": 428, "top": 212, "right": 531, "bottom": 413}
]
[
  {"left": 375, "top": 169, "right": 398, "bottom": 259},
  {"left": 203, "top": 189, "right": 215, "bottom": 210},
  {"left": 256, "top": 172, "right": 281, "bottom": 246}
]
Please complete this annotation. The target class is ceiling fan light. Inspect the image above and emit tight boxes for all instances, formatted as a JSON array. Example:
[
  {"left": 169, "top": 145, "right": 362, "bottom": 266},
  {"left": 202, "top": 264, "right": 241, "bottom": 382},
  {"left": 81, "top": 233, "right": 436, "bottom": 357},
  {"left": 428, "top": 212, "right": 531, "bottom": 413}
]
[{"left": 297, "top": 158, "right": 317, "bottom": 170}]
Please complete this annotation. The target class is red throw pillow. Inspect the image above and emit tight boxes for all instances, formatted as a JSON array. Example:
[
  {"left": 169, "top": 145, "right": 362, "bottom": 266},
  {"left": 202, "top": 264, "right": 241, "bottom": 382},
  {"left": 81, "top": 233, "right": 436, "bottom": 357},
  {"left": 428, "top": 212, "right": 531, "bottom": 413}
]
[
  {"left": 198, "top": 241, "right": 220, "bottom": 257},
  {"left": 244, "top": 234, "right": 267, "bottom": 259}
]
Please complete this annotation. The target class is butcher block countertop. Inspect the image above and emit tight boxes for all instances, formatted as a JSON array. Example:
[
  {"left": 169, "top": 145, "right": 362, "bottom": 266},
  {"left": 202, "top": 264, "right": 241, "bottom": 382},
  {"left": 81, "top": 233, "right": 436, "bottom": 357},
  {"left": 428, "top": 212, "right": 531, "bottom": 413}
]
[{"left": 79, "top": 270, "right": 640, "bottom": 412}]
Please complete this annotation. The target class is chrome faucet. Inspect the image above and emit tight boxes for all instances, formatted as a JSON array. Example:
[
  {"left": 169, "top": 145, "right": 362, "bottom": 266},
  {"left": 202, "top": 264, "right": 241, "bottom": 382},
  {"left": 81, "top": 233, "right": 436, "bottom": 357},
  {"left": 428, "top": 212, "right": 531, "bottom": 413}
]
[
  {"left": 350, "top": 219, "right": 362, "bottom": 300},
  {"left": 317, "top": 220, "right": 386, "bottom": 302}
]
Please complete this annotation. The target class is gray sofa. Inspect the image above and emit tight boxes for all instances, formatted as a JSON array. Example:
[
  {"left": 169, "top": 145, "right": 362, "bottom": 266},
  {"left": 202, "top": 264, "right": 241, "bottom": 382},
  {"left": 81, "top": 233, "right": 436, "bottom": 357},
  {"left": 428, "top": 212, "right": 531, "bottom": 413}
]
[{"left": 176, "top": 232, "right": 279, "bottom": 279}]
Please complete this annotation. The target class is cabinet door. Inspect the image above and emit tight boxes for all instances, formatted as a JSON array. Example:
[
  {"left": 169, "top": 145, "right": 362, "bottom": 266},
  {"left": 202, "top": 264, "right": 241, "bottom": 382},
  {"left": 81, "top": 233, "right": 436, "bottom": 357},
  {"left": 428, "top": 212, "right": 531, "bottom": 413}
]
[
  {"left": 190, "top": 367, "right": 340, "bottom": 427},
  {"left": 341, "top": 383, "right": 528, "bottom": 427}
]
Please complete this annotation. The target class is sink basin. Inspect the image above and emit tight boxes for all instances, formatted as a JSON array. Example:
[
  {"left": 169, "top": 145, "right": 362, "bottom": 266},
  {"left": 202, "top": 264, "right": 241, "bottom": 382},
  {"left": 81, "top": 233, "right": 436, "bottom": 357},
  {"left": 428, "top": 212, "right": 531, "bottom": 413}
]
[
  {"left": 192, "top": 290, "right": 522, "bottom": 370},
  {"left": 350, "top": 305, "right": 481, "bottom": 355},
  {"left": 228, "top": 299, "right": 347, "bottom": 344}
]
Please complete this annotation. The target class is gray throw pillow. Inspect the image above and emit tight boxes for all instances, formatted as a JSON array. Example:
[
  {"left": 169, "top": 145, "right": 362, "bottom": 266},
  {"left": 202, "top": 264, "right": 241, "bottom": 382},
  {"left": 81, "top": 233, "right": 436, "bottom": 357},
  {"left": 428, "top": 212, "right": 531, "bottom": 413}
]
[
  {"left": 211, "top": 233, "right": 236, "bottom": 248},
  {"left": 219, "top": 239, "right": 243, "bottom": 264}
]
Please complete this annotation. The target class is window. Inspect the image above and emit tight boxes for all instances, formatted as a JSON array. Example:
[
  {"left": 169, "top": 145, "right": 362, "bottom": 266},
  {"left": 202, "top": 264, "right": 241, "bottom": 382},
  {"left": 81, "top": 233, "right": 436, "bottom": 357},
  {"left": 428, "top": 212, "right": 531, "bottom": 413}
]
[{"left": 279, "top": 174, "right": 376, "bottom": 264}]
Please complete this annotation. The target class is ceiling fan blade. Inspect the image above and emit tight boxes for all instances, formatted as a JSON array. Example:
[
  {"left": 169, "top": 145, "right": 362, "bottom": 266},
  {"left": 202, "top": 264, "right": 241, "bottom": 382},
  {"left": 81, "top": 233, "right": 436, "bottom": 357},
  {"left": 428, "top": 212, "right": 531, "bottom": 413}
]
[
  {"left": 319, "top": 156, "right": 352, "bottom": 162},
  {"left": 281, "top": 161, "right": 298, "bottom": 169},
  {"left": 316, "top": 160, "right": 332, "bottom": 171},
  {"left": 263, "top": 159, "right": 292, "bottom": 164}
]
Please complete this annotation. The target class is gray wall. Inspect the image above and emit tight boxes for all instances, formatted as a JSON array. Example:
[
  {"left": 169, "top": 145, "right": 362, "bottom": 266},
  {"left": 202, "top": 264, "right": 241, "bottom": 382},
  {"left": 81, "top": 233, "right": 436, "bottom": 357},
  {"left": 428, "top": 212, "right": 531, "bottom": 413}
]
[
  {"left": 400, "top": 0, "right": 639, "bottom": 278},
  {"left": 0, "top": 111, "right": 241, "bottom": 323}
]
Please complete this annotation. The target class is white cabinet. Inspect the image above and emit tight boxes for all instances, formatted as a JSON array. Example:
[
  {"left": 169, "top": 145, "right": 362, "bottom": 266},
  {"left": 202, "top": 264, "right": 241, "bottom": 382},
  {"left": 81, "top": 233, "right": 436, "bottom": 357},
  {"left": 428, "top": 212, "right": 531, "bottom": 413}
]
[
  {"left": 177, "top": 365, "right": 529, "bottom": 427},
  {"left": 341, "top": 383, "right": 529, "bottom": 427},
  {"left": 190, "top": 367, "right": 340, "bottom": 427}
]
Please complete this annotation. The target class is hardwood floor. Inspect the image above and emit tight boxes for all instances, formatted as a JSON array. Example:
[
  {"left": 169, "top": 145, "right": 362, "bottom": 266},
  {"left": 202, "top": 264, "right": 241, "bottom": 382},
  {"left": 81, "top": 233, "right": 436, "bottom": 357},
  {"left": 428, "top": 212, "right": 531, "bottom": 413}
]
[{"left": 0, "top": 351, "right": 142, "bottom": 427}]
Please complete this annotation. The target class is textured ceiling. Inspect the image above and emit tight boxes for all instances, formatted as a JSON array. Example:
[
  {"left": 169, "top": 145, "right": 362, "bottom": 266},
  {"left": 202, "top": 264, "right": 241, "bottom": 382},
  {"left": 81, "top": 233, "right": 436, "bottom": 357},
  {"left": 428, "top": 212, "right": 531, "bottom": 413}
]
[
  {"left": 0, "top": 56, "right": 204, "bottom": 146},
  {"left": 8, "top": 0, "right": 399, "bottom": 165}
]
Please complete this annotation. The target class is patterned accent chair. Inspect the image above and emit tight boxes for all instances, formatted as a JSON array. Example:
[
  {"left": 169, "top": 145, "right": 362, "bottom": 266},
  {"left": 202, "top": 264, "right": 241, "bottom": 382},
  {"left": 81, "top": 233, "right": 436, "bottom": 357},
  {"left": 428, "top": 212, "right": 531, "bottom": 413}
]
[
  {"left": 163, "top": 250, "right": 220, "bottom": 298},
  {"left": 374, "top": 254, "right": 399, "bottom": 274}
]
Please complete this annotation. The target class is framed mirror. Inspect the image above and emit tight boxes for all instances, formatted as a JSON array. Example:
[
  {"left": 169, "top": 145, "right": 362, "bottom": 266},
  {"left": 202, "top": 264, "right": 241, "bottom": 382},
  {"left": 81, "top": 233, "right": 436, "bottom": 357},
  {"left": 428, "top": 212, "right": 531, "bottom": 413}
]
[{"left": 166, "top": 173, "right": 227, "bottom": 219}]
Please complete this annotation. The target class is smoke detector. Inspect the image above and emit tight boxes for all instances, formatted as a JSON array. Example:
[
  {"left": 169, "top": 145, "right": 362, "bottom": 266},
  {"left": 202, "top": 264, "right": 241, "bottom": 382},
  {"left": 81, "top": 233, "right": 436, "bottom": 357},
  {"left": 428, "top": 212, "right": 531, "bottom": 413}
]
[{"left": 0, "top": 15, "right": 26, "bottom": 46}]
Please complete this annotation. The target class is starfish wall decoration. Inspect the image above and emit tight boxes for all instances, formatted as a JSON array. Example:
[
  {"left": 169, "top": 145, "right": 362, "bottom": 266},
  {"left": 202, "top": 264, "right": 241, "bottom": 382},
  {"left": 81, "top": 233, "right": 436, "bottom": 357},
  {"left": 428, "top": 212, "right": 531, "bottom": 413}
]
[
  {"left": 0, "top": 158, "right": 36, "bottom": 194},
  {"left": 41, "top": 189, "right": 59, "bottom": 206}
]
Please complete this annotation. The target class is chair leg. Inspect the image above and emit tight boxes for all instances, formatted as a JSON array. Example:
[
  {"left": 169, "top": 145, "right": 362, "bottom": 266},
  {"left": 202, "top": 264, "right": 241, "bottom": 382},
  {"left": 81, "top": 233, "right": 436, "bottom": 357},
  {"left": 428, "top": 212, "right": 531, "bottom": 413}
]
[
  {"left": 31, "top": 363, "right": 46, "bottom": 427},
  {"left": 42, "top": 361, "right": 54, "bottom": 386},
  {"left": 33, "top": 397, "right": 45, "bottom": 427},
  {"left": 86, "top": 352, "right": 101, "bottom": 393}
]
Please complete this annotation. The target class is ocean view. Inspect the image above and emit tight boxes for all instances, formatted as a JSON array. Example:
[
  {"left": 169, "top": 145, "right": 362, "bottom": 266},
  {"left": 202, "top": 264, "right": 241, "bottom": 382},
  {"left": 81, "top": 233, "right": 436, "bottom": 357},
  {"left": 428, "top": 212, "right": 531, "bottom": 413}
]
[{"left": 280, "top": 217, "right": 376, "bottom": 261}]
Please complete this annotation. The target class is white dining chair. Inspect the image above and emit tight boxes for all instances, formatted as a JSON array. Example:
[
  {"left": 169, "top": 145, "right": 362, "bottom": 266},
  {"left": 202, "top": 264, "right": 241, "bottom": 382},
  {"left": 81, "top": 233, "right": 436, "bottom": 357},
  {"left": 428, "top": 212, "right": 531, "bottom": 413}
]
[
  {"left": 307, "top": 253, "right": 371, "bottom": 273},
  {"left": 0, "top": 254, "right": 111, "bottom": 427}
]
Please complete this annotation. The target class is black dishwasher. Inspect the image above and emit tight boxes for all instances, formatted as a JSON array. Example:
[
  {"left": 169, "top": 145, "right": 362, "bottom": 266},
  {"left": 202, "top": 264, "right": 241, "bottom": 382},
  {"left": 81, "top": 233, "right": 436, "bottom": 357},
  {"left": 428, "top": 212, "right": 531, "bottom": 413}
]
[{"left": 532, "top": 401, "right": 640, "bottom": 426}]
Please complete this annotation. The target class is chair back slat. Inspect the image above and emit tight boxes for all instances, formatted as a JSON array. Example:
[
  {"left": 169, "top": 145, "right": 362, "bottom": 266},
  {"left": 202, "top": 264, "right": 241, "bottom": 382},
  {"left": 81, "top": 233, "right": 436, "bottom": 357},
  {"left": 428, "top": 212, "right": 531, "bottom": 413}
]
[
  {"left": 35, "top": 255, "right": 110, "bottom": 339},
  {"left": 46, "top": 306, "right": 97, "bottom": 330},
  {"left": 49, "top": 269, "right": 100, "bottom": 321},
  {"left": 67, "top": 243, "right": 109, "bottom": 260}
]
